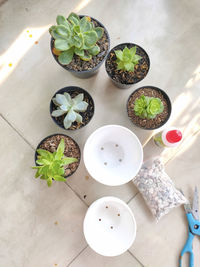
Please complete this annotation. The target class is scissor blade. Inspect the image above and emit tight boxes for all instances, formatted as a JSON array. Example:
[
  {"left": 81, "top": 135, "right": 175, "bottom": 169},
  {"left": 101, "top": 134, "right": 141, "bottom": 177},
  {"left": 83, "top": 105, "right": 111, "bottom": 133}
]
[{"left": 192, "top": 186, "right": 199, "bottom": 221}]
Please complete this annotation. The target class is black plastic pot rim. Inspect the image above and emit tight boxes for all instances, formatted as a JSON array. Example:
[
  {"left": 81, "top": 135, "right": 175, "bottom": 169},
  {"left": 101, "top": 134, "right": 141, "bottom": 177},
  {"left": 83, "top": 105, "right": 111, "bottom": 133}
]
[
  {"left": 126, "top": 86, "right": 172, "bottom": 130},
  {"left": 50, "top": 15, "right": 110, "bottom": 76},
  {"left": 34, "top": 133, "right": 81, "bottom": 178},
  {"left": 50, "top": 86, "right": 95, "bottom": 131},
  {"left": 105, "top": 42, "right": 150, "bottom": 88}
]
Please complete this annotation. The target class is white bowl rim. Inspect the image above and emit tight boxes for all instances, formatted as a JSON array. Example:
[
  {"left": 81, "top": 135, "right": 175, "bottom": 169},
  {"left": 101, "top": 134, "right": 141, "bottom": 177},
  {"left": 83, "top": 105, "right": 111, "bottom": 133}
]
[
  {"left": 83, "top": 124, "right": 143, "bottom": 186},
  {"left": 83, "top": 196, "right": 137, "bottom": 257}
]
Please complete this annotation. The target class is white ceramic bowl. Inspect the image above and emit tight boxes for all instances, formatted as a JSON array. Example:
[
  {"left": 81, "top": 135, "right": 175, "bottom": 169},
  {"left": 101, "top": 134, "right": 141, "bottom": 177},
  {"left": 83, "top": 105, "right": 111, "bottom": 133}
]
[
  {"left": 83, "top": 125, "right": 143, "bottom": 186},
  {"left": 83, "top": 196, "right": 137, "bottom": 256}
]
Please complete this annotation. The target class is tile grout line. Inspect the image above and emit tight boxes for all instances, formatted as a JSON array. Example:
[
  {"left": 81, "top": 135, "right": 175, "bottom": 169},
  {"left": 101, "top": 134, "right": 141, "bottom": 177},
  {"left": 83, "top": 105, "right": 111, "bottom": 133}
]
[
  {"left": 128, "top": 250, "right": 145, "bottom": 267},
  {"left": 65, "top": 181, "right": 89, "bottom": 207},
  {"left": 0, "top": 114, "right": 35, "bottom": 151},
  {"left": 127, "top": 191, "right": 139, "bottom": 204},
  {"left": 66, "top": 245, "right": 88, "bottom": 267},
  {"left": 0, "top": 115, "right": 89, "bottom": 208}
]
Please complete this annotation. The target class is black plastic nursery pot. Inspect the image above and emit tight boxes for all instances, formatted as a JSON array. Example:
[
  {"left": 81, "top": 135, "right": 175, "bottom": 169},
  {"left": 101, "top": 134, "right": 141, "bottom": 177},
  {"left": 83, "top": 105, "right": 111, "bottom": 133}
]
[
  {"left": 127, "top": 86, "right": 172, "bottom": 130},
  {"left": 105, "top": 43, "right": 150, "bottom": 89},
  {"left": 35, "top": 133, "right": 81, "bottom": 178},
  {"left": 50, "top": 86, "right": 95, "bottom": 131},
  {"left": 50, "top": 15, "right": 110, "bottom": 79}
]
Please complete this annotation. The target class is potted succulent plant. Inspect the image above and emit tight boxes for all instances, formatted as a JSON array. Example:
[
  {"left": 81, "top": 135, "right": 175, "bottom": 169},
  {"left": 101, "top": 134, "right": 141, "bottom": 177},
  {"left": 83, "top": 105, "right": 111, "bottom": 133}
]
[
  {"left": 50, "top": 86, "right": 94, "bottom": 130},
  {"left": 32, "top": 134, "right": 81, "bottom": 186},
  {"left": 105, "top": 43, "right": 150, "bottom": 89},
  {"left": 49, "top": 12, "right": 110, "bottom": 78},
  {"left": 127, "top": 86, "right": 171, "bottom": 129}
]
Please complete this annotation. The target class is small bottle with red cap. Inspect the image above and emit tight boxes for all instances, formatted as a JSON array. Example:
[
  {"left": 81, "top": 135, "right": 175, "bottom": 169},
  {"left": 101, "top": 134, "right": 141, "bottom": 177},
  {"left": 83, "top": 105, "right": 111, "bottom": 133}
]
[{"left": 153, "top": 128, "right": 182, "bottom": 147}]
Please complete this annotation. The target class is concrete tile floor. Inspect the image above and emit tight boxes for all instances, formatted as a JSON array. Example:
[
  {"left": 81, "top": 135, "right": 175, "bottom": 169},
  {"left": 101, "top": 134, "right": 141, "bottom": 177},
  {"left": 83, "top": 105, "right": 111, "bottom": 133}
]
[{"left": 0, "top": 0, "right": 200, "bottom": 266}]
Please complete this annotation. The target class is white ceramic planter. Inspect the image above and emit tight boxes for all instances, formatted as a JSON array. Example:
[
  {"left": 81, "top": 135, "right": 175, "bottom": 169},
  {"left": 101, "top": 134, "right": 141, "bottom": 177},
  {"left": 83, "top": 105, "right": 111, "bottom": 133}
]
[
  {"left": 83, "top": 125, "right": 143, "bottom": 186},
  {"left": 83, "top": 196, "right": 137, "bottom": 256}
]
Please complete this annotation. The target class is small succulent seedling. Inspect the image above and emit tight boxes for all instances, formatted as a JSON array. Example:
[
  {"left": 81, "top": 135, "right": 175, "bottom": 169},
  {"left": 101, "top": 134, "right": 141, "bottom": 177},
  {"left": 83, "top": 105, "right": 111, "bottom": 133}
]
[
  {"left": 49, "top": 12, "right": 104, "bottom": 64},
  {"left": 115, "top": 46, "right": 142, "bottom": 72},
  {"left": 52, "top": 93, "right": 88, "bottom": 129},
  {"left": 134, "top": 95, "right": 164, "bottom": 119},
  {"left": 32, "top": 139, "right": 78, "bottom": 187}
]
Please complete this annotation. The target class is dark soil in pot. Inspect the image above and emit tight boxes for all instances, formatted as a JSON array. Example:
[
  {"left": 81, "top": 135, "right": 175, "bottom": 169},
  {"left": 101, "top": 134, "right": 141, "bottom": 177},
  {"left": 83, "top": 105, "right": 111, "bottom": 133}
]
[
  {"left": 50, "top": 86, "right": 94, "bottom": 130},
  {"left": 50, "top": 16, "right": 110, "bottom": 78},
  {"left": 35, "top": 134, "right": 81, "bottom": 177},
  {"left": 105, "top": 43, "right": 150, "bottom": 89},
  {"left": 127, "top": 86, "right": 171, "bottom": 130}
]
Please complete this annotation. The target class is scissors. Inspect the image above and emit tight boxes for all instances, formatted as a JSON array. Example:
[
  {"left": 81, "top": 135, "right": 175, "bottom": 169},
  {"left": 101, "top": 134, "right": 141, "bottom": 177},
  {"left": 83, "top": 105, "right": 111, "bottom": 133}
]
[{"left": 179, "top": 187, "right": 200, "bottom": 267}]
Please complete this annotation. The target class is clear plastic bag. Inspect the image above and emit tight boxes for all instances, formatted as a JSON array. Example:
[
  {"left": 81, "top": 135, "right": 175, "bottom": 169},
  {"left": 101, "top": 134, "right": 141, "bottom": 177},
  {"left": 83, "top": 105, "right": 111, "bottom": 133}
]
[{"left": 133, "top": 157, "right": 187, "bottom": 221}]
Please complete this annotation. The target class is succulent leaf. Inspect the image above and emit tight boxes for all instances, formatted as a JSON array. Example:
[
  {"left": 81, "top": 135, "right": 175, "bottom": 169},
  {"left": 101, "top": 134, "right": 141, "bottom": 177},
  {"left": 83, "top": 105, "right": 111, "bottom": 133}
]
[
  {"left": 54, "top": 39, "right": 71, "bottom": 51},
  {"left": 88, "top": 45, "right": 100, "bottom": 56},
  {"left": 58, "top": 48, "right": 74, "bottom": 65},
  {"left": 115, "top": 46, "right": 142, "bottom": 72},
  {"left": 49, "top": 13, "right": 103, "bottom": 62},
  {"left": 134, "top": 95, "right": 164, "bottom": 119},
  {"left": 51, "top": 93, "right": 88, "bottom": 129},
  {"left": 32, "top": 139, "right": 77, "bottom": 186}
]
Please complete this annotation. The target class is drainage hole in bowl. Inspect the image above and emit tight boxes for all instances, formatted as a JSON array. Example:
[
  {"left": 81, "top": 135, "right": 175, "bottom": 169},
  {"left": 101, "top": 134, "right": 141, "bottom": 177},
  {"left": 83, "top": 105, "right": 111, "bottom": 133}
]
[
  {"left": 110, "top": 226, "right": 113, "bottom": 229},
  {"left": 118, "top": 213, "right": 120, "bottom": 216},
  {"left": 119, "top": 159, "right": 122, "bottom": 162},
  {"left": 115, "top": 144, "right": 119, "bottom": 147},
  {"left": 99, "top": 218, "right": 101, "bottom": 221},
  {"left": 106, "top": 206, "right": 108, "bottom": 209},
  {"left": 101, "top": 147, "right": 104, "bottom": 150},
  {"left": 104, "top": 162, "right": 107, "bottom": 165}
]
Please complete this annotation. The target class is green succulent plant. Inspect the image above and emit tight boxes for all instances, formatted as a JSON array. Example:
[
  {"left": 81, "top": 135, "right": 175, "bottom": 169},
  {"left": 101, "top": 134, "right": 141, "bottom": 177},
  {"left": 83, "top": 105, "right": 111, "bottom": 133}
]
[
  {"left": 49, "top": 12, "right": 104, "bottom": 64},
  {"left": 115, "top": 46, "right": 142, "bottom": 72},
  {"left": 32, "top": 139, "right": 78, "bottom": 187},
  {"left": 52, "top": 92, "right": 88, "bottom": 129},
  {"left": 134, "top": 95, "right": 164, "bottom": 119}
]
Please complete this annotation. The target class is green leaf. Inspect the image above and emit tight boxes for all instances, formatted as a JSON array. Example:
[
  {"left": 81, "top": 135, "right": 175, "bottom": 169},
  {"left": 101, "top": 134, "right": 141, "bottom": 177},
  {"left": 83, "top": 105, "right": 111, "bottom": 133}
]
[
  {"left": 129, "top": 46, "right": 136, "bottom": 56},
  {"left": 56, "top": 15, "right": 70, "bottom": 28},
  {"left": 75, "top": 112, "right": 83, "bottom": 123},
  {"left": 116, "top": 61, "right": 125, "bottom": 70},
  {"left": 53, "top": 175, "right": 66, "bottom": 182},
  {"left": 68, "top": 12, "right": 80, "bottom": 25},
  {"left": 74, "top": 47, "right": 84, "bottom": 57},
  {"left": 115, "top": 50, "right": 123, "bottom": 61},
  {"left": 62, "top": 157, "right": 78, "bottom": 165},
  {"left": 56, "top": 25, "right": 70, "bottom": 37},
  {"left": 49, "top": 26, "right": 64, "bottom": 39},
  {"left": 63, "top": 117, "right": 72, "bottom": 129},
  {"left": 66, "top": 109, "right": 76, "bottom": 122},
  {"left": 47, "top": 178, "right": 52, "bottom": 187},
  {"left": 51, "top": 109, "right": 67, "bottom": 117},
  {"left": 80, "top": 17, "right": 92, "bottom": 32},
  {"left": 73, "top": 25, "right": 80, "bottom": 33},
  {"left": 73, "top": 101, "right": 88, "bottom": 112},
  {"left": 73, "top": 35, "right": 83, "bottom": 48},
  {"left": 35, "top": 169, "right": 40, "bottom": 178},
  {"left": 36, "top": 149, "right": 49, "bottom": 157},
  {"left": 134, "top": 54, "right": 142, "bottom": 62},
  {"left": 124, "top": 62, "right": 134, "bottom": 72},
  {"left": 56, "top": 139, "right": 65, "bottom": 157},
  {"left": 83, "top": 31, "right": 98, "bottom": 47},
  {"left": 88, "top": 45, "right": 100, "bottom": 56},
  {"left": 94, "top": 27, "right": 104, "bottom": 40},
  {"left": 36, "top": 159, "right": 45, "bottom": 165},
  {"left": 54, "top": 39, "right": 71, "bottom": 51},
  {"left": 58, "top": 48, "right": 74, "bottom": 65},
  {"left": 73, "top": 93, "right": 84, "bottom": 104},
  {"left": 80, "top": 54, "right": 92, "bottom": 61}
]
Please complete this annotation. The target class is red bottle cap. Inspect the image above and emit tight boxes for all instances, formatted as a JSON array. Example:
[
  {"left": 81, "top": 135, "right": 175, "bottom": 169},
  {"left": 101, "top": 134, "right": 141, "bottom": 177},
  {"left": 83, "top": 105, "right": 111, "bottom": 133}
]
[{"left": 166, "top": 130, "right": 182, "bottom": 143}]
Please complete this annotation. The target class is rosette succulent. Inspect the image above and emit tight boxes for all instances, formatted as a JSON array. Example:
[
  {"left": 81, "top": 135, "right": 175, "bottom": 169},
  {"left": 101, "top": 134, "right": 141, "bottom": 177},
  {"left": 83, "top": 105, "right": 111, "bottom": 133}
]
[
  {"left": 134, "top": 95, "right": 164, "bottom": 119},
  {"left": 115, "top": 46, "right": 142, "bottom": 72},
  {"left": 52, "top": 93, "right": 88, "bottom": 129},
  {"left": 49, "top": 12, "right": 104, "bottom": 64},
  {"left": 32, "top": 139, "right": 77, "bottom": 187}
]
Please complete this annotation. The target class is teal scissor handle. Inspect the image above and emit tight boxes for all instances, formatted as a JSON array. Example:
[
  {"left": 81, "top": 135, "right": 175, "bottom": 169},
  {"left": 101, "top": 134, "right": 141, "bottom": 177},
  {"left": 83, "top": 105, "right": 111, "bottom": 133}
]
[{"left": 179, "top": 228, "right": 194, "bottom": 267}]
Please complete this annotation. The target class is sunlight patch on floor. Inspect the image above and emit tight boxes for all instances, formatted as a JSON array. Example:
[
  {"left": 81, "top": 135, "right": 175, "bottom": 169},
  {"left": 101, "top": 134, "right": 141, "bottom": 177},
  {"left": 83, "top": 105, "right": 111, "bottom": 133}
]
[
  {"left": 0, "top": 25, "right": 50, "bottom": 85},
  {"left": 186, "top": 64, "right": 200, "bottom": 88},
  {"left": 73, "top": 0, "right": 93, "bottom": 13}
]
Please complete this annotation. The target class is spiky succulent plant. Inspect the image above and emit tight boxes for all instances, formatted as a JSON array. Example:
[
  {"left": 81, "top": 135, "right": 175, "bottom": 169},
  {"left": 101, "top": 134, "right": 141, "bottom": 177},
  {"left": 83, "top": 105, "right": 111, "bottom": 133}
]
[
  {"left": 32, "top": 139, "right": 77, "bottom": 187},
  {"left": 52, "top": 93, "right": 88, "bottom": 129},
  {"left": 134, "top": 95, "right": 164, "bottom": 119},
  {"left": 49, "top": 13, "right": 104, "bottom": 64},
  {"left": 115, "top": 46, "right": 142, "bottom": 72}
]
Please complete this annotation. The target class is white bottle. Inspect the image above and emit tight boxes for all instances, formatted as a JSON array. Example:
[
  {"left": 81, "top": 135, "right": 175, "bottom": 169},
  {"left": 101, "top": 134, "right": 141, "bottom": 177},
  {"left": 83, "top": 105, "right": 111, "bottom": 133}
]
[{"left": 153, "top": 128, "right": 182, "bottom": 148}]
